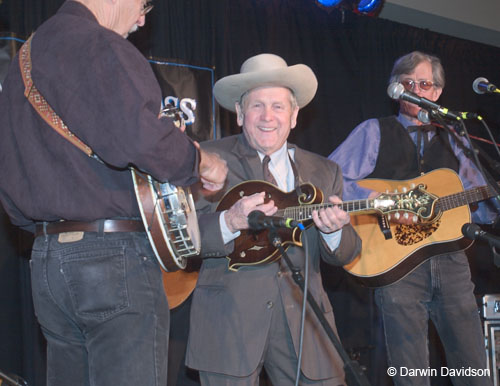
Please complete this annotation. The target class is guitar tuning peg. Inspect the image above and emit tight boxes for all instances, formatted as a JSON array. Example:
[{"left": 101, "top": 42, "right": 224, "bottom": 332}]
[
  {"left": 403, "top": 212, "right": 409, "bottom": 219},
  {"left": 393, "top": 188, "right": 398, "bottom": 193},
  {"left": 410, "top": 183, "right": 416, "bottom": 189},
  {"left": 402, "top": 187, "right": 407, "bottom": 193},
  {"left": 394, "top": 212, "right": 400, "bottom": 220},
  {"left": 412, "top": 215, "right": 418, "bottom": 223}
]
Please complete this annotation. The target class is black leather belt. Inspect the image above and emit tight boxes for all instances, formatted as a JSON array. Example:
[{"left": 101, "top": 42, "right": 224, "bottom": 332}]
[{"left": 35, "top": 219, "right": 145, "bottom": 238}]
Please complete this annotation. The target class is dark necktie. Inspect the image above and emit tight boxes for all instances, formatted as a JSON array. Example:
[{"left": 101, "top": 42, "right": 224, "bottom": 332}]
[
  {"left": 262, "top": 155, "right": 277, "bottom": 186},
  {"left": 408, "top": 124, "right": 436, "bottom": 173}
]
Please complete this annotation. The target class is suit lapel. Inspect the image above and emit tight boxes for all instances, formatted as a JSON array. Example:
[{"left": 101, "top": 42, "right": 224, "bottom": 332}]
[
  {"left": 228, "top": 136, "right": 310, "bottom": 187},
  {"left": 231, "top": 135, "right": 264, "bottom": 181}
]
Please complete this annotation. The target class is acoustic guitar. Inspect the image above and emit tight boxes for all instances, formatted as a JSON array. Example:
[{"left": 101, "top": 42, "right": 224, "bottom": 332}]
[
  {"left": 161, "top": 260, "right": 200, "bottom": 309},
  {"left": 344, "top": 168, "right": 497, "bottom": 287}
]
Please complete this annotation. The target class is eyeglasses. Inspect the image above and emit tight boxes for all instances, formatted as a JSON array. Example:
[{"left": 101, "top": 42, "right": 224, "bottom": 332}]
[
  {"left": 141, "top": 1, "right": 154, "bottom": 15},
  {"left": 401, "top": 79, "right": 435, "bottom": 92}
]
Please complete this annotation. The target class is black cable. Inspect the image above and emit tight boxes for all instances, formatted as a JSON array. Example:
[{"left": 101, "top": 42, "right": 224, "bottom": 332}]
[
  {"left": 432, "top": 112, "right": 500, "bottom": 198},
  {"left": 269, "top": 230, "right": 371, "bottom": 386},
  {"left": 478, "top": 118, "right": 500, "bottom": 160}
]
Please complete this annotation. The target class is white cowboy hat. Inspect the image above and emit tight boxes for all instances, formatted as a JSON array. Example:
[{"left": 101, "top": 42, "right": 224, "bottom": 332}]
[{"left": 213, "top": 53, "right": 318, "bottom": 112}]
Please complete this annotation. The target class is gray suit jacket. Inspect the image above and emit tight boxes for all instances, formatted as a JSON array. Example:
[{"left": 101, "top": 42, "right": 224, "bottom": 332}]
[{"left": 186, "top": 134, "right": 361, "bottom": 382}]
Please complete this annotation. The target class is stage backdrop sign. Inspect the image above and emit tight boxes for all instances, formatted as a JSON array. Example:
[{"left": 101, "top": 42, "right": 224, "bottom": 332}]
[{"left": 149, "top": 59, "right": 217, "bottom": 142}]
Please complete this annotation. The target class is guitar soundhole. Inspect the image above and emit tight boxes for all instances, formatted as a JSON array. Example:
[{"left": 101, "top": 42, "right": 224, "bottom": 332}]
[{"left": 394, "top": 220, "right": 441, "bottom": 246}]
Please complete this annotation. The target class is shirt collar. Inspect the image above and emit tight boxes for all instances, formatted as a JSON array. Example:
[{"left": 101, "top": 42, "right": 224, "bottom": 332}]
[
  {"left": 396, "top": 113, "right": 417, "bottom": 129},
  {"left": 61, "top": 1, "right": 99, "bottom": 23},
  {"left": 256, "top": 142, "right": 289, "bottom": 164}
]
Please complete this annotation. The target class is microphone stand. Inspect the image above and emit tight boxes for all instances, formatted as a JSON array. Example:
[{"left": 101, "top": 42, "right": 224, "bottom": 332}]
[
  {"left": 491, "top": 244, "right": 500, "bottom": 267},
  {"left": 267, "top": 229, "right": 371, "bottom": 386},
  {"left": 452, "top": 118, "right": 500, "bottom": 173},
  {"left": 433, "top": 112, "right": 500, "bottom": 198}
]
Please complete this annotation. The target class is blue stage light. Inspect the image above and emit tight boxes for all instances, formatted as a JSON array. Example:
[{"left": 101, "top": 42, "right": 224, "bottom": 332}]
[
  {"left": 317, "top": 0, "right": 343, "bottom": 6},
  {"left": 357, "top": 0, "right": 382, "bottom": 12}
]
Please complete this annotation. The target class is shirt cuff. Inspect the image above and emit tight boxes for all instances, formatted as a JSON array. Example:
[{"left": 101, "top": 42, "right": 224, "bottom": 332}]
[
  {"left": 219, "top": 210, "right": 241, "bottom": 244},
  {"left": 320, "top": 228, "right": 343, "bottom": 252}
]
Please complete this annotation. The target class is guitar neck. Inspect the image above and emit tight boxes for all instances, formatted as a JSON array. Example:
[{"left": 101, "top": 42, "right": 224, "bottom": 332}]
[
  {"left": 277, "top": 181, "right": 498, "bottom": 222},
  {"left": 279, "top": 199, "right": 376, "bottom": 221},
  {"left": 436, "top": 184, "right": 496, "bottom": 212}
]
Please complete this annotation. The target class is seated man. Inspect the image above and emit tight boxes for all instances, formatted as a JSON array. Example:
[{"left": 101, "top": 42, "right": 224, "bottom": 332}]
[{"left": 186, "top": 53, "right": 361, "bottom": 386}]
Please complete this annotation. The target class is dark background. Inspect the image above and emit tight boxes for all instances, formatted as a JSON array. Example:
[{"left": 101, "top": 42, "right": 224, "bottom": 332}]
[{"left": 1, "top": 0, "right": 500, "bottom": 385}]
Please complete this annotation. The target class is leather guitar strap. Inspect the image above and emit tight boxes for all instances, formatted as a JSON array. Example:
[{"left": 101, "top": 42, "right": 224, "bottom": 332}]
[{"left": 18, "top": 34, "right": 102, "bottom": 162}]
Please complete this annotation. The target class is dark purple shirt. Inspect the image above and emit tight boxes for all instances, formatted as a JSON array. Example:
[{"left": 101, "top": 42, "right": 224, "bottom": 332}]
[{"left": 0, "top": 1, "right": 199, "bottom": 229}]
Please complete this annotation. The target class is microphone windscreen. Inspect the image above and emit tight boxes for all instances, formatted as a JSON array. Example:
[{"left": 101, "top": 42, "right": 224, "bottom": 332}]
[
  {"left": 247, "top": 210, "right": 264, "bottom": 229},
  {"left": 387, "top": 82, "right": 404, "bottom": 100},
  {"left": 472, "top": 77, "right": 488, "bottom": 94},
  {"left": 461, "top": 223, "right": 481, "bottom": 239},
  {"left": 417, "top": 109, "right": 430, "bottom": 124}
]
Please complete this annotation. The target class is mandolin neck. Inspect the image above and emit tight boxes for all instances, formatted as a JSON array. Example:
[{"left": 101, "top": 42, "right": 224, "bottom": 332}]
[{"left": 278, "top": 199, "right": 376, "bottom": 221}]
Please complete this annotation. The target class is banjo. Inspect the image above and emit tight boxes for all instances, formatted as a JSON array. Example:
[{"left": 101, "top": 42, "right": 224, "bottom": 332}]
[{"left": 131, "top": 105, "right": 201, "bottom": 272}]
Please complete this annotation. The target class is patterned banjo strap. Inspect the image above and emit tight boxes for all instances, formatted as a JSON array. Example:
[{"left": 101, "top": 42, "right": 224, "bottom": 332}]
[{"left": 19, "top": 34, "right": 103, "bottom": 162}]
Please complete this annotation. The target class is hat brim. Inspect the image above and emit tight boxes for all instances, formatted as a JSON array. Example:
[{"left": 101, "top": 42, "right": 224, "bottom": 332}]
[{"left": 213, "top": 64, "right": 318, "bottom": 112}]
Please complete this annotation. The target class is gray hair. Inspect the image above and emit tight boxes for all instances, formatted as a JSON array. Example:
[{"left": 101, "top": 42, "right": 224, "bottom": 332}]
[
  {"left": 389, "top": 51, "right": 445, "bottom": 88},
  {"left": 238, "top": 87, "right": 298, "bottom": 112}
]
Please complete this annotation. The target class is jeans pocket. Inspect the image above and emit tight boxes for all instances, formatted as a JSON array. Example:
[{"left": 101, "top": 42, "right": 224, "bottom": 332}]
[{"left": 60, "top": 246, "right": 130, "bottom": 321}]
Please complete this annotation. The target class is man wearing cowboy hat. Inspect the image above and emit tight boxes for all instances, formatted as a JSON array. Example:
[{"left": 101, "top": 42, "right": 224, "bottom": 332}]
[{"left": 185, "top": 53, "right": 361, "bottom": 385}]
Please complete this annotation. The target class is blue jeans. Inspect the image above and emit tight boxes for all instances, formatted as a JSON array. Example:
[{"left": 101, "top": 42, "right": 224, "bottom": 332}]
[
  {"left": 30, "top": 231, "right": 169, "bottom": 386},
  {"left": 375, "top": 252, "right": 491, "bottom": 386}
]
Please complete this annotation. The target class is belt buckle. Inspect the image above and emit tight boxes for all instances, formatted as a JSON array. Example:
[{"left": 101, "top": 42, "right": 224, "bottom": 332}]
[{"left": 58, "top": 232, "right": 84, "bottom": 243}]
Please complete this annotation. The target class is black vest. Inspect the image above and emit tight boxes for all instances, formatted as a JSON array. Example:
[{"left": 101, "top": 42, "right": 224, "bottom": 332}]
[{"left": 367, "top": 116, "right": 459, "bottom": 180}]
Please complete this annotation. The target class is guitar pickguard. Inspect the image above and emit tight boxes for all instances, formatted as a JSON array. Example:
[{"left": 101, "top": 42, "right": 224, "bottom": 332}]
[{"left": 394, "top": 219, "right": 442, "bottom": 246}]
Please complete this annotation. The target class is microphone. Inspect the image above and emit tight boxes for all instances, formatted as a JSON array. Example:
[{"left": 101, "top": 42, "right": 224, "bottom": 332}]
[
  {"left": 387, "top": 82, "right": 461, "bottom": 121},
  {"left": 461, "top": 223, "right": 500, "bottom": 249},
  {"left": 472, "top": 77, "right": 499, "bottom": 94},
  {"left": 418, "top": 108, "right": 478, "bottom": 123},
  {"left": 417, "top": 109, "right": 430, "bottom": 124},
  {"left": 247, "top": 210, "right": 301, "bottom": 231},
  {"left": 417, "top": 110, "right": 431, "bottom": 125}
]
